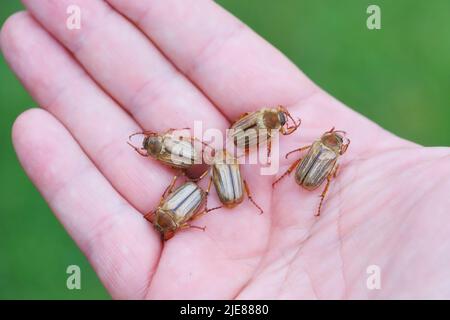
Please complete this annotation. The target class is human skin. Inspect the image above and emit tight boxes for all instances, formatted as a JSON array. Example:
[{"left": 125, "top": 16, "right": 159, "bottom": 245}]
[{"left": 1, "top": 0, "right": 449, "bottom": 299}]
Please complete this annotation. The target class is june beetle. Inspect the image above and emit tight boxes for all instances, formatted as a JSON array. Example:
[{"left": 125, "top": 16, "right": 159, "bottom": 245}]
[
  {"left": 145, "top": 176, "right": 221, "bottom": 240},
  {"left": 128, "top": 128, "right": 205, "bottom": 169},
  {"left": 273, "top": 128, "right": 350, "bottom": 216},
  {"left": 228, "top": 106, "right": 301, "bottom": 162}
]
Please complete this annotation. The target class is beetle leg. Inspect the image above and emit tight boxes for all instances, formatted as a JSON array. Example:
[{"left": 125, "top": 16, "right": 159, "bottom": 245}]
[
  {"left": 316, "top": 177, "right": 332, "bottom": 217},
  {"left": 202, "top": 176, "right": 214, "bottom": 212},
  {"left": 206, "top": 175, "right": 213, "bottom": 194},
  {"left": 243, "top": 180, "right": 264, "bottom": 214},
  {"left": 316, "top": 165, "right": 338, "bottom": 216},
  {"left": 127, "top": 141, "right": 148, "bottom": 157},
  {"left": 333, "top": 164, "right": 340, "bottom": 178},
  {"left": 234, "top": 111, "right": 251, "bottom": 122},
  {"left": 285, "top": 145, "right": 311, "bottom": 159},
  {"left": 162, "top": 174, "right": 180, "bottom": 199},
  {"left": 190, "top": 204, "right": 222, "bottom": 223},
  {"left": 180, "top": 223, "right": 206, "bottom": 232},
  {"left": 272, "top": 158, "right": 302, "bottom": 187}
]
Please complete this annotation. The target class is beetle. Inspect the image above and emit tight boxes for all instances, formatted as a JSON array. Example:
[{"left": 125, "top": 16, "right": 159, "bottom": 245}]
[
  {"left": 128, "top": 128, "right": 207, "bottom": 170},
  {"left": 197, "top": 150, "right": 263, "bottom": 214},
  {"left": 228, "top": 105, "right": 301, "bottom": 161},
  {"left": 145, "top": 176, "right": 221, "bottom": 240},
  {"left": 272, "top": 128, "right": 350, "bottom": 216}
]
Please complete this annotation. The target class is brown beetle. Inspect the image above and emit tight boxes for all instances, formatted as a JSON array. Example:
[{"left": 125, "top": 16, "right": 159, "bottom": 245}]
[
  {"left": 145, "top": 176, "right": 221, "bottom": 240},
  {"left": 273, "top": 128, "right": 350, "bottom": 216},
  {"left": 128, "top": 128, "right": 209, "bottom": 170},
  {"left": 228, "top": 106, "right": 301, "bottom": 161}
]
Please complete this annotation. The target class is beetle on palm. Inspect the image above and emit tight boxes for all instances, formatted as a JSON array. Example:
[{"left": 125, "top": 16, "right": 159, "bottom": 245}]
[
  {"left": 273, "top": 128, "right": 350, "bottom": 216},
  {"left": 197, "top": 149, "right": 263, "bottom": 214},
  {"left": 145, "top": 176, "right": 221, "bottom": 240}
]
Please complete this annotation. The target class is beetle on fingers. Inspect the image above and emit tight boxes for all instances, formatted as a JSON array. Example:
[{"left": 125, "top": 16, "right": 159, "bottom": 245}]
[
  {"left": 145, "top": 176, "right": 221, "bottom": 241},
  {"left": 128, "top": 128, "right": 209, "bottom": 170},
  {"left": 228, "top": 106, "right": 301, "bottom": 162}
]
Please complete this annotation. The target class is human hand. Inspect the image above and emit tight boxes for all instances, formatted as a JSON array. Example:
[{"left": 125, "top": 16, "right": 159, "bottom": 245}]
[{"left": 1, "top": 0, "right": 449, "bottom": 299}]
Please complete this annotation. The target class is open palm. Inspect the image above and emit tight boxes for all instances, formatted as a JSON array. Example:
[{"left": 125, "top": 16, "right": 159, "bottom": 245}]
[{"left": 2, "top": 0, "right": 449, "bottom": 299}]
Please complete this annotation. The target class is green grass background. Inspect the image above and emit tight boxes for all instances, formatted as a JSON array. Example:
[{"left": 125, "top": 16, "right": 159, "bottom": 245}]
[{"left": 0, "top": 0, "right": 449, "bottom": 299}]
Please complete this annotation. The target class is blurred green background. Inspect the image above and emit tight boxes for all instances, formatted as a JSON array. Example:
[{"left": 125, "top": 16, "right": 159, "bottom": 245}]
[{"left": 0, "top": 0, "right": 449, "bottom": 299}]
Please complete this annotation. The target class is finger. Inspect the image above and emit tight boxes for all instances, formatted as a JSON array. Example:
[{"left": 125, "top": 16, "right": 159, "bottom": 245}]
[
  {"left": 0, "top": 12, "right": 172, "bottom": 213},
  {"left": 5, "top": 9, "right": 272, "bottom": 298},
  {"left": 105, "top": 0, "right": 406, "bottom": 156},
  {"left": 22, "top": 0, "right": 228, "bottom": 133},
  {"left": 105, "top": 0, "right": 318, "bottom": 119},
  {"left": 12, "top": 109, "right": 160, "bottom": 299}
]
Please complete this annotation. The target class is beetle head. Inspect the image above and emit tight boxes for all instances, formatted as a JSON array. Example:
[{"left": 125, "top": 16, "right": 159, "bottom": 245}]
[
  {"left": 154, "top": 211, "right": 177, "bottom": 240},
  {"left": 277, "top": 106, "right": 301, "bottom": 135},
  {"left": 278, "top": 110, "right": 287, "bottom": 127},
  {"left": 144, "top": 135, "right": 163, "bottom": 156},
  {"left": 128, "top": 131, "right": 162, "bottom": 157},
  {"left": 321, "top": 128, "right": 350, "bottom": 155}
]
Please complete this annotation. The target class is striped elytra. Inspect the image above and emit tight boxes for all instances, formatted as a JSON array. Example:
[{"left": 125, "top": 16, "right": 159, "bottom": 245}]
[{"left": 211, "top": 150, "right": 244, "bottom": 207}]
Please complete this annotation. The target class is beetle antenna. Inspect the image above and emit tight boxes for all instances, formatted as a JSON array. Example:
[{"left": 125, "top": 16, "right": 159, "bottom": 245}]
[
  {"left": 128, "top": 132, "right": 147, "bottom": 140},
  {"left": 127, "top": 141, "right": 148, "bottom": 157},
  {"left": 326, "top": 127, "right": 336, "bottom": 134},
  {"left": 128, "top": 130, "right": 159, "bottom": 140},
  {"left": 282, "top": 110, "right": 301, "bottom": 135},
  {"left": 341, "top": 137, "right": 351, "bottom": 155},
  {"left": 285, "top": 149, "right": 299, "bottom": 159}
]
